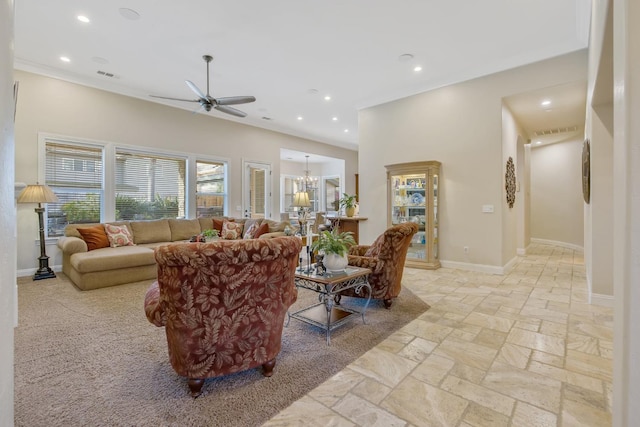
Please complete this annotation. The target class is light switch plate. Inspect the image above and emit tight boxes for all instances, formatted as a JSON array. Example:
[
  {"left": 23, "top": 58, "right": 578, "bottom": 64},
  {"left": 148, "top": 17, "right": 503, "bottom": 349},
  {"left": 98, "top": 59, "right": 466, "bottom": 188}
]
[{"left": 482, "top": 204, "right": 494, "bottom": 213}]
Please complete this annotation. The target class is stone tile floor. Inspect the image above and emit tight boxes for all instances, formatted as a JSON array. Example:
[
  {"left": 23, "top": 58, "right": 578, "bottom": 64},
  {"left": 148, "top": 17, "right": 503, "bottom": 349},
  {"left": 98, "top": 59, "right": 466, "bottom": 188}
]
[{"left": 264, "top": 244, "right": 613, "bottom": 426}]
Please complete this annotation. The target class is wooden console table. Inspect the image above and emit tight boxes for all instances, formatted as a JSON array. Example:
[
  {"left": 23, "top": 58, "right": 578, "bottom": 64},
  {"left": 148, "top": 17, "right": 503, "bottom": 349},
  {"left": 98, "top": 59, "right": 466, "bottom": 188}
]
[{"left": 328, "top": 216, "right": 368, "bottom": 243}]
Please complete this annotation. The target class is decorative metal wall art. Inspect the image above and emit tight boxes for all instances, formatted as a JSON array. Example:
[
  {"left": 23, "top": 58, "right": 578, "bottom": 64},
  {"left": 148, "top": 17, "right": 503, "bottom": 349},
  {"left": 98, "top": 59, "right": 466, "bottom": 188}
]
[
  {"left": 582, "top": 139, "right": 591, "bottom": 204},
  {"left": 505, "top": 157, "right": 516, "bottom": 208}
]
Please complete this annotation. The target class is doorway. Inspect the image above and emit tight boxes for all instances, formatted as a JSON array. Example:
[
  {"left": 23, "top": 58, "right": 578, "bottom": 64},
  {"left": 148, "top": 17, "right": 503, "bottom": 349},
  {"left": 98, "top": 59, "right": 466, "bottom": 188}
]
[{"left": 243, "top": 161, "right": 271, "bottom": 219}]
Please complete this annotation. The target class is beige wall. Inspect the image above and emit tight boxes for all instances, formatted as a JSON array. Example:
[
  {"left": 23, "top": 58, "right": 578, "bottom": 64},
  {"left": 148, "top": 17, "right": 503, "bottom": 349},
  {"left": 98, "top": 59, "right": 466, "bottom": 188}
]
[
  {"left": 529, "top": 139, "right": 585, "bottom": 248},
  {"left": 1, "top": 0, "right": 15, "bottom": 423},
  {"left": 358, "top": 51, "right": 587, "bottom": 270},
  {"left": 13, "top": 70, "right": 358, "bottom": 272},
  {"left": 501, "top": 105, "right": 528, "bottom": 265}
]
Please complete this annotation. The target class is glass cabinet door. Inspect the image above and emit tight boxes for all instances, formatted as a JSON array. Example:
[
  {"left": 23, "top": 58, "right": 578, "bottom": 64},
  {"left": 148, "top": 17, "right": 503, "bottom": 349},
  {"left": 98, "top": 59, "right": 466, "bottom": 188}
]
[
  {"left": 390, "top": 172, "right": 427, "bottom": 261},
  {"left": 386, "top": 161, "right": 441, "bottom": 269}
]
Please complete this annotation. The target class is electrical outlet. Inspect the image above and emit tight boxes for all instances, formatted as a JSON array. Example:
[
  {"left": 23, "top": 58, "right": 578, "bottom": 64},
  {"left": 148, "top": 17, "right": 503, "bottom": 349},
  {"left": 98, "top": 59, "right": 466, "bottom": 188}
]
[{"left": 464, "top": 246, "right": 469, "bottom": 254}]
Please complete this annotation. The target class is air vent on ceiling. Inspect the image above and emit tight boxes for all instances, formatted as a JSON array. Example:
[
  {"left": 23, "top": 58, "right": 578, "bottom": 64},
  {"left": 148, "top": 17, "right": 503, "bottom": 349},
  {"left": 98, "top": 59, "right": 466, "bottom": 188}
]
[
  {"left": 96, "top": 70, "right": 120, "bottom": 79},
  {"left": 261, "top": 116, "right": 273, "bottom": 121},
  {"left": 532, "top": 125, "right": 579, "bottom": 137}
]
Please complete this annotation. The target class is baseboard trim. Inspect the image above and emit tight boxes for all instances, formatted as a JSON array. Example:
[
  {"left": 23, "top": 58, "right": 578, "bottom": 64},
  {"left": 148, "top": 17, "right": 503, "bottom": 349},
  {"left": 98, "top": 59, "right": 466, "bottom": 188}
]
[
  {"left": 17, "top": 264, "right": 62, "bottom": 278},
  {"left": 590, "top": 293, "right": 614, "bottom": 307},
  {"left": 530, "top": 238, "right": 584, "bottom": 252}
]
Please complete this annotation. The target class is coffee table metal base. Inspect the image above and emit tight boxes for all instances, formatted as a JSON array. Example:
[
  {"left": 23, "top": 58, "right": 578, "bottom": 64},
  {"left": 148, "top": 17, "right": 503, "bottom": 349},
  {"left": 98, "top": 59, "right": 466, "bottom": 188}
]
[{"left": 288, "top": 267, "right": 371, "bottom": 345}]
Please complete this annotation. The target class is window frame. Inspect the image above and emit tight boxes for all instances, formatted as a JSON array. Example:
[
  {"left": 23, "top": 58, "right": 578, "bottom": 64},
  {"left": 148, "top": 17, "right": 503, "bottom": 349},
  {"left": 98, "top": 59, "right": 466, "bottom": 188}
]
[{"left": 38, "top": 133, "right": 229, "bottom": 238}]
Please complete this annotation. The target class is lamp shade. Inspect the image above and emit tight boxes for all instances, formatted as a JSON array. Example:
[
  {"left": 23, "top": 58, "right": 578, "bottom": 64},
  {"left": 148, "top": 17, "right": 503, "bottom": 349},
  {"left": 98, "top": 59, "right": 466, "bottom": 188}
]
[
  {"left": 292, "top": 191, "right": 311, "bottom": 208},
  {"left": 17, "top": 184, "right": 59, "bottom": 204}
]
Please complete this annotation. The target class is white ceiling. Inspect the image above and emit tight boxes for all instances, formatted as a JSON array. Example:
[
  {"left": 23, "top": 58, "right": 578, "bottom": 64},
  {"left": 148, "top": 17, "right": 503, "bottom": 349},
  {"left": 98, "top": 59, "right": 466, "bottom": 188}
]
[{"left": 14, "top": 1, "right": 591, "bottom": 153}]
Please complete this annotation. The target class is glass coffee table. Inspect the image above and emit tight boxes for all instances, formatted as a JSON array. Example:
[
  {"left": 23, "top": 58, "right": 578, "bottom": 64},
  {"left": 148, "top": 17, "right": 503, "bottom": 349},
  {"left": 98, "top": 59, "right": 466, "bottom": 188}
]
[{"left": 288, "top": 265, "right": 372, "bottom": 345}]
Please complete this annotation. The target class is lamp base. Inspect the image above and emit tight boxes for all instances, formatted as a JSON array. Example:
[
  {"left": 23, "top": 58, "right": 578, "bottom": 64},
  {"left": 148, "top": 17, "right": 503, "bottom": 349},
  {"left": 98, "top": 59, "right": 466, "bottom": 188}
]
[{"left": 33, "top": 255, "right": 56, "bottom": 281}]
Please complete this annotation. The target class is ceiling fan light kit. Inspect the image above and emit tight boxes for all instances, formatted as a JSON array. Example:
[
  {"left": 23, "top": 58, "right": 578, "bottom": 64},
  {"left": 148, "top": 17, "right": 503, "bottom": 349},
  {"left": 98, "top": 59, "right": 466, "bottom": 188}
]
[{"left": 150, "top": 55, "right": 255, "bottom": 117}]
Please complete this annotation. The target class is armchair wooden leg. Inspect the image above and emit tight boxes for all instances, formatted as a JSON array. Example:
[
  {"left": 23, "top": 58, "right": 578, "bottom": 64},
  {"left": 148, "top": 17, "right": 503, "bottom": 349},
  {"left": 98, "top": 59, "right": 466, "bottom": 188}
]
[
  {"left": 262, "top": 358, "right": 276, "bottom": 377},
  {"left": 188, "top": 378, "right": 205, "bottom": 397},
  {"left": 383, "top": 299, "right": 393, "bottom": 309}
]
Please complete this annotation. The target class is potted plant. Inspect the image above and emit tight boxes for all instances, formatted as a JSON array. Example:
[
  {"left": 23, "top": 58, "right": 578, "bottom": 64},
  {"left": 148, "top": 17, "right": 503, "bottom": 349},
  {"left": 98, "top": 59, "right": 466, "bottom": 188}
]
[
  {"left": 311, "top": 229, "right": 356, "bottom": 272},
  {"left": 339, "top": 193, "right": 357, "bottom": 217},
  {"left": 202, "top": 228, "right": 219, "bottom": 239}
]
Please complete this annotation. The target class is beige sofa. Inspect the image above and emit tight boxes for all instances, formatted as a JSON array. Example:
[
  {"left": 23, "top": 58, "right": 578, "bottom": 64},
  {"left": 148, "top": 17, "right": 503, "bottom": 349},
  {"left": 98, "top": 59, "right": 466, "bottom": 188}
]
[{"left": 57, "top": 217, "right": 291, "bottom": 290}]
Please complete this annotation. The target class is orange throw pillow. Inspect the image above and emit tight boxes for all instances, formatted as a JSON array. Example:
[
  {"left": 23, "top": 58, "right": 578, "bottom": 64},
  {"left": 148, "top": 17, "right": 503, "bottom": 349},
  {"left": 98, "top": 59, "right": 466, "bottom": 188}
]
[
  {"left": 253, "top": 222, "right": 270, "bottom": 238},
  {"left": 77, "top": 225, "right": 110, "bottom": 251}
]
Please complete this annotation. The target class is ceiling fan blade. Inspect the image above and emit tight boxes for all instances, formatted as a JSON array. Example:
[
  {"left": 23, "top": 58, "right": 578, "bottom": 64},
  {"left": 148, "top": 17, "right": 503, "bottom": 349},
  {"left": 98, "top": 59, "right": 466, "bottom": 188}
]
[
  {"left": 149, "top": 94, "right": 199, "bottom": 103},
  {"left": 185, "top": 80, "right": 207, "bottom": 100},
  {"left": 214, "top": 105, "right": 247, "bottom": 118},
  {"left": 215, "top": 96, "right": 256, "bottom": 106}
]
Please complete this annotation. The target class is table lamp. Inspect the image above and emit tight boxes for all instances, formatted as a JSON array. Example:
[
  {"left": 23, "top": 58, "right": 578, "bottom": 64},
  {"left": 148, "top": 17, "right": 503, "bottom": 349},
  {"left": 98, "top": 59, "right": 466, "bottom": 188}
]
[
  {"left": 18, "top": 184, "right": 59, "bottom": 280},
  {"left": 292, "top": 191, "right": 311, "bottom": 236}
]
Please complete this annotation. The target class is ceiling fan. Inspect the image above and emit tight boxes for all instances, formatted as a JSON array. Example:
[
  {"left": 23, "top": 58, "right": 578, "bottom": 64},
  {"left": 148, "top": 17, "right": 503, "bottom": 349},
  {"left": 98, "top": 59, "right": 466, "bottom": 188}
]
[{"left": 150, "top": 55, "right": 255, "bottom": 118}]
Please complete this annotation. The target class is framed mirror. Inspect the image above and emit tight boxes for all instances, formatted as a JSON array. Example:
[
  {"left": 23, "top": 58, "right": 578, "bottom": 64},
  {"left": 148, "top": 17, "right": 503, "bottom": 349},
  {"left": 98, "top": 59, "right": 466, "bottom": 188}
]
[{"left": 323, "top": 175, "right": 340, "bottom": 213}]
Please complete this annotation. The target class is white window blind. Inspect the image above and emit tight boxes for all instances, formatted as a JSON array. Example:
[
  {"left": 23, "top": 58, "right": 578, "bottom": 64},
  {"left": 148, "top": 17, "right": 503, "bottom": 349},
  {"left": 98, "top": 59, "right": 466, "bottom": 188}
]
[
  {"left": 196, "top": 160, "right": 226, "bottom": 217},
  {"left": 45, "top": 141, "right": 104, "bottom": 236},
  {"left": 115, "top": 149, "right": 186, "bottom": 220}
]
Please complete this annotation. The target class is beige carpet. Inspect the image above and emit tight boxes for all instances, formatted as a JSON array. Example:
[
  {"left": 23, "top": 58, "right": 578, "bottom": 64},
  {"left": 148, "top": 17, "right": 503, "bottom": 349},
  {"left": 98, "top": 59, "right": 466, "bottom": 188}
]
[{"left": 14, "top": 274, "right": 430, "bottom": 427}]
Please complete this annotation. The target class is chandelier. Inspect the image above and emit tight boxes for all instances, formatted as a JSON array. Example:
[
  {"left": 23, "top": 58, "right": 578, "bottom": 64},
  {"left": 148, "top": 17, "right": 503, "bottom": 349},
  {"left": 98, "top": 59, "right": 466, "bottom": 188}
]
[{"left": 296, "top": 155, "right": 318, "bottom": 192}]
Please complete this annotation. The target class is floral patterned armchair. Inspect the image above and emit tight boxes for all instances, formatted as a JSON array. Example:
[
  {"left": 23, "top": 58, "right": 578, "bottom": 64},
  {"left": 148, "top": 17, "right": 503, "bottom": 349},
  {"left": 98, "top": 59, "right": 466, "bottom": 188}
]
[
  {"left": 344, "top": 222, "right": 418, "bottom": 308},
  {"left": 144, "top": 236, "right": 302, "bottom": 397}
]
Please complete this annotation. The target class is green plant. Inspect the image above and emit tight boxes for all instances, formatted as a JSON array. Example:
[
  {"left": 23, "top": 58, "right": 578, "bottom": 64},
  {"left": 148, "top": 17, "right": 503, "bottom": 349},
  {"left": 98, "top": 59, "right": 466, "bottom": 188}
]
[
  {"left": 201, "top": 228, "right": 219, "bottom": 239},
  {"left": 311, "top": 229, "right": 356, "bottom": 257},
  {"left": 338, "top": 193, "right": 357, "bottom": 210},
  {"left": 61, "top": 194, "right": 100, "bottom": 223}
]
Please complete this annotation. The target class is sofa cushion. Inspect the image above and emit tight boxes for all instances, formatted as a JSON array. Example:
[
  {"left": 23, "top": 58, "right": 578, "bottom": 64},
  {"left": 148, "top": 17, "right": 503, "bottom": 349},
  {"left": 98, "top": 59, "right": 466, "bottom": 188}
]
[
  {"left": 262, "top": 219, "right": 290, "bottom": 233},
  {"left": 104, "top": 223, "right": 135, "bottom": 247},
  {"left": 169, "top": 219, "right": 201, "bottom": 241},
  {"left": 130, "top": 219, "right": 171, "bottom": 244},
  {"left": 77, "top": 225, "right": 110, "bottom": 251},
  {"left": 198, "top": 218, "right": 214, "bottom": 233},
  {"left": 70, "top": 245, "right": 155, "bottom": 273},
  {"left": 221, "top": 220, "right": 243, "bottom": 240}
]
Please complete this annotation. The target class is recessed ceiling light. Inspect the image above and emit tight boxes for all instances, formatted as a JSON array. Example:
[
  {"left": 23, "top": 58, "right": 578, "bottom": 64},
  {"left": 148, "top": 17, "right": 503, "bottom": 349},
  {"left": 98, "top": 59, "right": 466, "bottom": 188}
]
[
  {"left": 414, "top": 66, "right": 423, "bottom": 72},
  {"left": 536, "top": 141, "right": 542, "bottom": 145},
  {"left": 332, "top": 117, "right": 338, "bottom": 121},
  {"left": 119, "top": 8, "right": 141, "bottom": 20},
  {"left": 60, "top": 56, "right": 71, "bottom": 63},
  {"left": 344, "top": 129, "right": 349, "bottom": 133},
  {"left": 297, "top": 116, "right": 303, "bottom": 121},
  {"left": 77, "top": 15, "right": 90, "bottom": 23},
  {"left": 541, "top": 100, "right": 551, "bottom": 107},
  {"left": 324, "top": 95, "right": 331, "bottom": 101},
  {"left": 91, "top": 56, "right": 109, "bottom": 64}
]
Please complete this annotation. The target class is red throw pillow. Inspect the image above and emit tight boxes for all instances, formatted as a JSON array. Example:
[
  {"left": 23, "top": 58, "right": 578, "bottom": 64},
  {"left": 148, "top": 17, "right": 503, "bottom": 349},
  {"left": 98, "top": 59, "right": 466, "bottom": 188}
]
[
  {"left": 77, "top": 225, "right": 110, "bottom": 251},
  {"left": 253, "top": 222, "right": 270, "bottom": 238}
]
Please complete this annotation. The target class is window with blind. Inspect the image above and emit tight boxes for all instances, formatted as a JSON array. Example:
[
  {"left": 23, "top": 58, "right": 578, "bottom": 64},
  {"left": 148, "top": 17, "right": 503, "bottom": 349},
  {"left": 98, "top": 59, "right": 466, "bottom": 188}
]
[
  {"left": 115, "top": 149, "right": 186, "bottom": 220},
  {"left": 196, "top": 160, "right": 226, "bottom": 218},
  {"left": 45, "top": 141, "right": 104, "bottom": 237}
]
